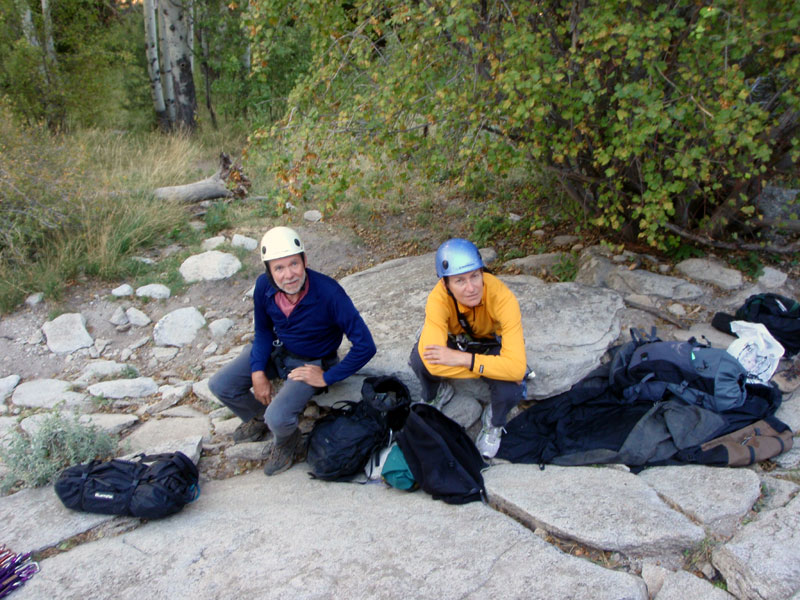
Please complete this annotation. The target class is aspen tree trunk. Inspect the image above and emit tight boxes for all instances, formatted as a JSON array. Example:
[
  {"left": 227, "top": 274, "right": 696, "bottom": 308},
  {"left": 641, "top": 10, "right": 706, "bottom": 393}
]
[
  {"left": 15, "top": 0, "right": 38, "bottom": 48},
  {"left": 157, "top": 0, "right": 178, "bottom": 124},
  {"left": 162, "top": 0, "right": 197, "bottom": 131},
  {"left": 143, "top": 0, "right": 170, "bottom": 130},
  {"left": 40, "top": 0, "right": 56, "bottom": 62}
]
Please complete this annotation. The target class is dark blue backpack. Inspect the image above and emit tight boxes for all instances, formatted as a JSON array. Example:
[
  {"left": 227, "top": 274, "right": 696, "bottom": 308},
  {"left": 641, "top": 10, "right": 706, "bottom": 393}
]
[
  {"left": 610, "top": 329, "right": 749, "bottom": 412},
  {"left": 396, "top": 404, "right": 487, "bottom": 504},
  {"left": 55, "top": 452, "right": 199, "bottom": 519}
]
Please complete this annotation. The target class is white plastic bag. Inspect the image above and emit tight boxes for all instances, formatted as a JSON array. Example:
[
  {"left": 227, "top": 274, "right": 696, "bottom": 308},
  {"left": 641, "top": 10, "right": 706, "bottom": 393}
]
[{"left": 727, "top": 321, "right": 785, "bottom": 384}]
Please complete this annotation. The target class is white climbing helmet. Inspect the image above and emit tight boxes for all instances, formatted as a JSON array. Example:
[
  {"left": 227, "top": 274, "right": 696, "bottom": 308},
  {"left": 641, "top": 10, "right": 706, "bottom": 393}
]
[{"left": 260, "top": 226, "right": 305, "bottom": 263}]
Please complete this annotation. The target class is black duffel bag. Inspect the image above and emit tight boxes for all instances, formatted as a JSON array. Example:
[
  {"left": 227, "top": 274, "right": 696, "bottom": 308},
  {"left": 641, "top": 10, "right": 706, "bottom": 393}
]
[{"left": 55, "top": 451, "right": 199, "bottom": 519}]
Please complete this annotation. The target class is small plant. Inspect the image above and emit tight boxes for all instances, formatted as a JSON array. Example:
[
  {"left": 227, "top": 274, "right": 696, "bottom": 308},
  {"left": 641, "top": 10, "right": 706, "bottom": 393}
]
[
  {"left": 203, "top": 203, "right": 232, "bottom": 235},
  {"left": 471, "top": 215, "right": 509, "bottom": 247},
  {"left": 120, "top": 366, "right": 139, "bottom": 379},
  {"left": 664, "top": 241, "right": 705, "bottom": 262},
  {"left": 90, "top": 394, "right": 115, "bottom": 410},
  {"left": 0, "top": 411, "right": 116, "bottom": 492},
  {"left": 552, "top": 253, "right": 578, "bottom": 282},
  {"left": 728, "top": 251, "right": 764, "bottom": 280}
]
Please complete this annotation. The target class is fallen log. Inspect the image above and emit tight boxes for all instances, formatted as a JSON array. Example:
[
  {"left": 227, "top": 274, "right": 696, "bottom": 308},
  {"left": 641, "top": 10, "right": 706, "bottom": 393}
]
[{"left": 153, "top": 152, "right": 250, "bottom": 203}]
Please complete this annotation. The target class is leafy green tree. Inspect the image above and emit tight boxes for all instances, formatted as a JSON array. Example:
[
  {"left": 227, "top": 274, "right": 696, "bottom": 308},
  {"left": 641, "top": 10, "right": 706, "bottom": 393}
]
[
  {"left": 246, "top": 0, "right": 799, "bottom": 249},
  {"left": 0, "top": 0, "right": 152, "bottom": 130}
]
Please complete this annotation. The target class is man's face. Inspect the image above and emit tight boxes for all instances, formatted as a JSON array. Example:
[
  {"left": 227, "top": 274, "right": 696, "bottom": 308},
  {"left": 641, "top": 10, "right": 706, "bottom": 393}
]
[
  {"left": 268, "top": 253, "right": 307, "bottom": 296},
  {"left": 446, "top": 268, "right": 484, "bottom": 308}
]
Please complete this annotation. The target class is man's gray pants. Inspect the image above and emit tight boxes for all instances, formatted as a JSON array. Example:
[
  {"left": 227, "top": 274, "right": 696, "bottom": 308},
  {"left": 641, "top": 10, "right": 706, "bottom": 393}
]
[{"left": 208, "top": 344, "right": 337, "bottom": 442}]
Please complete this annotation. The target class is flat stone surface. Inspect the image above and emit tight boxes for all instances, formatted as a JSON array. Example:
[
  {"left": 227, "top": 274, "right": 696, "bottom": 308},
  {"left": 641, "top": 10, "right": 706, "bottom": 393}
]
[
  {"left": 191, "top": 378, "right": 219, "bottom": 405},
  {"left": 712, "top": 495, "right": 800, "bottom": 600},
  {"left": 74, "top": 361, "right": 136, "bottom": 385},
  {"left": 2, "top": 484, "right": 120, "bottom": 553},
  {"left": 179, "top": 251, "right": 241, "bottom": 283},
  {"left": 121, "top": 416, "right": 211, "bottom": 455},
  {"left": 42, "top": 313, "right": 94, "bottom": 354},
  {"left": 78, "top": 413, "right": 139, "bottom": 436},
  {"left": 672, "top": 323, "right": 738, "bottom": 349},
  {"left": 676, "top": 258, "right": 743, "bottom": 291},
  {"left": 14, "top": 469, "right": 647, "bottom": 600},
  {"left": 484, "top": 464, "right": 705, "bottom": 558},
  {"left": 638, "top": 466, "right": 761, "bottom": 538},
  {"left": 654, "top": 570, "right": 733, "bottom": 599},
  {"left": 87, "top": 377, "right": 158, "bottom": 399},
  {"left": 607, "top": 268, "right": 706, "bottom": 301},
  {"left": 758, "top": 475, "right": 800, "bottom": 512},
  {"left": 153, "top": 307, "right": 206, "bottom": 347},
  {"left": 11, "top": 379, "right": 88, "bottom": 410}
]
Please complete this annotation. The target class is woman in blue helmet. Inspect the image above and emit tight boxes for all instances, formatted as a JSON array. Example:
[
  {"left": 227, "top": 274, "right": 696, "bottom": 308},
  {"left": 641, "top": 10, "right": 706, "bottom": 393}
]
[{"left": 409, "top": 238, "right": 528, "bottom": 458}]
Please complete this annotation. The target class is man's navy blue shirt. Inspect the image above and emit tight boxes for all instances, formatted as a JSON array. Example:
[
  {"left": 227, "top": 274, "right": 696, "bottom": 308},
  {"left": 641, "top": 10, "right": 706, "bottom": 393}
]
[{"left": 250, "top": 268, "right": 376, "bottom": 386}]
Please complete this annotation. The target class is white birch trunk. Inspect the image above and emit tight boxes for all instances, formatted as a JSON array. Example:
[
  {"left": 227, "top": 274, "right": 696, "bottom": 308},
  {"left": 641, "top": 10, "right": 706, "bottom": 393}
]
[
  {"left": 143, "top": 0, "right": 169, "bottom": 130},
  {"left": 40, "top": 0, "right": 56, "bottom": 63},
  {"left": 157, "top": 0, "right": 177, "bottom": 125},
  {"left": 162, "top": 0, "right": 197, "bottom": 130},
  {"left": 15, "top": 0, "right": 39, "bottom": 48}
]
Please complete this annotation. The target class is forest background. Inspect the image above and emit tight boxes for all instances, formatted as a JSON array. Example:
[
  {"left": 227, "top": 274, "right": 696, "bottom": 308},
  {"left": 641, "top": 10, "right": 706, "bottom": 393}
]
[{"left": 0, "top": 0, "right": 798, "bottom": 314}]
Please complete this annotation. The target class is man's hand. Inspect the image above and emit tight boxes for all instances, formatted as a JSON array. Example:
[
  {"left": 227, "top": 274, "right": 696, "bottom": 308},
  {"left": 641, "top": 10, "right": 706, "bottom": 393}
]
[
  {"left": 423, "top": 344, "right": 472, "bottom": 368},
  {"left": 251, "top": 371, "right": 273, "bottom": 405},
  {"left": 287, "top": 364, "right": 327, "bottom": 388}
]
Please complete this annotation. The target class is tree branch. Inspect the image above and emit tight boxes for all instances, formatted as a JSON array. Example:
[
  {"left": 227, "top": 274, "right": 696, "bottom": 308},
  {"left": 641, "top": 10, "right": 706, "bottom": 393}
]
[{"left": 663, "top": 222, "right": 800, "bottom": 254}]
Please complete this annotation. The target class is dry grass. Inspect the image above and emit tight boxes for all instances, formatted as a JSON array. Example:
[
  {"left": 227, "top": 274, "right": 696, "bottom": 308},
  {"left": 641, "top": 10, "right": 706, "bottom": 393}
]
[{"left": 0, "top": 112, "right": 215, "bottom": 311}]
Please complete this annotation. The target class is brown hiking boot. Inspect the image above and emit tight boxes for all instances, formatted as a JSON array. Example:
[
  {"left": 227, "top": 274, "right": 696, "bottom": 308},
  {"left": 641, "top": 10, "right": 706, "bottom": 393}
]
[
  {"left": 262, "top": 428, "right": 301, "bottom": 476},
  {"left": 232, "top": 417, "right": 269, "bottom": 444}
]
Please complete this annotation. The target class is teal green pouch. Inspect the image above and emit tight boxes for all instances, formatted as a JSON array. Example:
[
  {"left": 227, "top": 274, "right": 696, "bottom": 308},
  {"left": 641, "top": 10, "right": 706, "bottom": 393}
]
[{"left": 381, "top": 444, "right": 417, "bottom": 491}]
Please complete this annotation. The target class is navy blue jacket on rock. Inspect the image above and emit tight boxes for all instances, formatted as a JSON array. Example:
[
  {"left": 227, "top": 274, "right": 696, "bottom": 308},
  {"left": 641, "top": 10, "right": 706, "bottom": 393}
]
[{"left": 249, "top": 268, "right": 376, "bottom": 386}]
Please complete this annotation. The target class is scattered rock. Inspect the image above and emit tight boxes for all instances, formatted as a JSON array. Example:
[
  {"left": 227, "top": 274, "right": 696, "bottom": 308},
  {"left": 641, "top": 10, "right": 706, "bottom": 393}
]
[
  {"left": 126, "top": 307, "right": 151, "bottom": 327},
  {"left": 201, "top": 236, "right": 226, "bottom": 251},
  {"left": 231, "top": 234, "right": 258, "bottom": 251},
  {"left": 87, "top": 377, "right": 159, "bottom": 399},
  {"left": 179, "top": 251, "right": 242, "bottom": 283},
  {"left": 25, "top": 293, "right": 44, "bottom": 307},
  {"left": 712, "top": 495, "right": 800, "bottom": 600},
  {"left": 111, "top": 284, "right": 133, "bottom": 297},
  {"left": 153, "top": 307, "right": 206, "bottom": 347},
  {"left": 136, "top": 283, "right": 171, "bottom": 299},
  {"left": 676, "top": 258, "right": 743, "bottom": 291},
  {"left": 0, "top": 375, "right": 20, "bottom": 400},
  {"left": 42, "top": 313, "right": 94, "bottom": 354}
]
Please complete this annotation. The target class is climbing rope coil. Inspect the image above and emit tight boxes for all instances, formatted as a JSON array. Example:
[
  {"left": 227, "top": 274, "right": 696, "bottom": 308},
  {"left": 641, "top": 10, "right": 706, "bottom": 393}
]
[{"left": 0, "top": 545, "right": 39, "bottom": 598}]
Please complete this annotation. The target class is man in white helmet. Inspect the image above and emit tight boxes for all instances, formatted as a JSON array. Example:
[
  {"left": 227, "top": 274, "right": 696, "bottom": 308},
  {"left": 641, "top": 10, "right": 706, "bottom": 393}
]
[{"left": 209, "top": 226, "right": 376, "bottom": 476}]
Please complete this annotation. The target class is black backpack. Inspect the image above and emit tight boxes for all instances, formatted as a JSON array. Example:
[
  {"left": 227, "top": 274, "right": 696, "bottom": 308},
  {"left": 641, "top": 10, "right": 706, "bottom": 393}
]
[
  {"left": 54, "top": 451, "right": 199, "bottom": 519},
  {"left": 735, "top": 293, "right": 800, "bottom": 356},
  {"left": 610, "top": 328, "right": 748, "bottom": 412},
  {"left": 307, "top": 375, "right": 410, "bottom": 481},
  {"left": 396, "top": 404, "right": 487, "bottom": 504}
]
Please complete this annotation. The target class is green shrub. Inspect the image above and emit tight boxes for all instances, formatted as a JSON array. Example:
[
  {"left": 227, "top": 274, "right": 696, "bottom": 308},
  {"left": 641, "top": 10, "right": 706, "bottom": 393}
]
[
  {"left": 552, "top": 253, "right": 579, "bottom": 282},
  {"left": 1, "top": 411, "right": 116, "bottom": 492},
  {"left": 246, "top": 0, "right": 799, "bottom": 250}
]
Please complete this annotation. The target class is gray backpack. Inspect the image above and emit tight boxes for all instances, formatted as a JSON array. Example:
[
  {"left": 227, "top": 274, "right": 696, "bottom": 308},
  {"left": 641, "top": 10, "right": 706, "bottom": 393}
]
[{"left": 611, "top": 330, "right": 749, "bottom": 412}]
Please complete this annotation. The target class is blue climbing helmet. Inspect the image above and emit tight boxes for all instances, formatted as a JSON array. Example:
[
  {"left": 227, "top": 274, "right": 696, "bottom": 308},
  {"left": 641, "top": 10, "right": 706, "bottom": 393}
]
[{"left": 435, "top": 238, "right": 484, "bottom": 278}]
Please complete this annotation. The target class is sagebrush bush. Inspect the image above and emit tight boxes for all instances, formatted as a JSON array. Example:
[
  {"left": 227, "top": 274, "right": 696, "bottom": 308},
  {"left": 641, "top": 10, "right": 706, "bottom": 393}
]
[{"left": 0, "top": 411, "right": 116, "bottom": 492}]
